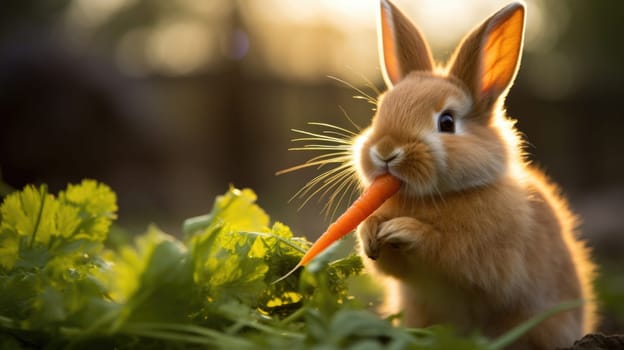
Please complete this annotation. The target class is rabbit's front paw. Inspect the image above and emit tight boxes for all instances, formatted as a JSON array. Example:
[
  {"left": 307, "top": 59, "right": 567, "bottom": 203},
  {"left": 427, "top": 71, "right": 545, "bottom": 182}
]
[
  {"left": 376, "top": 217, "right": 426, "bottom": 254},
  {"left": 358, "top": 215, "right": 384, "bottom": 260},
  {"left": 359, "top": 216, "right": 428, "bottom": 260}
]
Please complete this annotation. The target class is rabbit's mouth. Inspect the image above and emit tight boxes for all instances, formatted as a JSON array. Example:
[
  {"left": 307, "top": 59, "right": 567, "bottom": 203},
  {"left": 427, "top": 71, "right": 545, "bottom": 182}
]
[{"left": 355, "top": 131, "right": 441, "bottom": 198}]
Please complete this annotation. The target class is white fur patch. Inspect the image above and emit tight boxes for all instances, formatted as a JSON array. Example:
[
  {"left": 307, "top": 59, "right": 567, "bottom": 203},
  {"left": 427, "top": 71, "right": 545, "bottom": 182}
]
[
  {"left": 423, "top": 132, "right": 446, "bottom": 172},
  {"left": 352, "top": 129, "right": 372, "bottom": 186}
]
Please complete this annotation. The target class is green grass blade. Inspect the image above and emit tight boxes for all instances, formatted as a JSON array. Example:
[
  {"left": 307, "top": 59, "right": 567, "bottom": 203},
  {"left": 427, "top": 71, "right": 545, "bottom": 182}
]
[{"left": 488, "top": 300, "right": 583, "bottom": 350}]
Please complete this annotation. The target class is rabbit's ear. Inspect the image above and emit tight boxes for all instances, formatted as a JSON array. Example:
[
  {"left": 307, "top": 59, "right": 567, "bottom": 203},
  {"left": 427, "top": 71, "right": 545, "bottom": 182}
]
[
  {"left": 448, "top": 3, "right": 525, "bottom": 108},
  {"left": 379, "top": 0, "right": 434, "bottom": 87}
]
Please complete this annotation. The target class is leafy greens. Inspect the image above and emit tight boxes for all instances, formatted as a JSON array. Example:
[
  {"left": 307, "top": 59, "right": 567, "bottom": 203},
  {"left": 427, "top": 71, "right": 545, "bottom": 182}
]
[{"left": 0, "top": 180, "right": 536, "bottom": 349}]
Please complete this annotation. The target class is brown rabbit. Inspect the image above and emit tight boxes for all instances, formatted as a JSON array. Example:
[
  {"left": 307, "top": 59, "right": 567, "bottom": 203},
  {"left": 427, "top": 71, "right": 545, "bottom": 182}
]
[{"left": 354, "top": 1, "right": 596, "bottom": 348}]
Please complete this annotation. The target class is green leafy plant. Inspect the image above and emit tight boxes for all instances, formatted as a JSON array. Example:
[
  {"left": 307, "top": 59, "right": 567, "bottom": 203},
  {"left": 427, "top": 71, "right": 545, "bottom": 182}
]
[{"left": 0, "top": 180, "right": 577, "bottom": 349}]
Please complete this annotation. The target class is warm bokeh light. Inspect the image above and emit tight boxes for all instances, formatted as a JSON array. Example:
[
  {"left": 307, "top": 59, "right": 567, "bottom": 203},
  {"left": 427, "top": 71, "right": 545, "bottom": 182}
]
[
  {"left": 66, "top": 0, "right": 137, "bottom": 29},
  {"left": 63, "top": 0, "right": 568, "bottom": 91},
  {"left": 240, "top": 0, "right": 378, "bottom": 83},
  {"left": 146, "top": 20, "right": 215, "bottom": 75}
]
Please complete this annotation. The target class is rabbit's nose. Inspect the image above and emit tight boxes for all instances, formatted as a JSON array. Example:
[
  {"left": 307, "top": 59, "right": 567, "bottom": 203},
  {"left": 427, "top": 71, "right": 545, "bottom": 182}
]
[{"left": 370, "top": 146, "right": 403, "bottom": 167}]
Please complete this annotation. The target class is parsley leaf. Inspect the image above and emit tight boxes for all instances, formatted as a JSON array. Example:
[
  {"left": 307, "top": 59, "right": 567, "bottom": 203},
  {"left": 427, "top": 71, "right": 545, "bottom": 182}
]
[{"left": 0, "top": 180, "right": 117, "bottom": 330}]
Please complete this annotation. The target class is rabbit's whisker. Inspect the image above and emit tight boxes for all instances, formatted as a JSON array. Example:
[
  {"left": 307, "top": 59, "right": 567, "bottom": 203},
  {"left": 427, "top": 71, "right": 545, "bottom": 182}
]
[
  {"left": 278, "top": 121, "right": 359, "bottom": 218},
  {"left": 293, "top": 163, "right": 354, "bottom": 210},
  {"left": 328, "top": 75, "right": 378, "bottom": 106}
]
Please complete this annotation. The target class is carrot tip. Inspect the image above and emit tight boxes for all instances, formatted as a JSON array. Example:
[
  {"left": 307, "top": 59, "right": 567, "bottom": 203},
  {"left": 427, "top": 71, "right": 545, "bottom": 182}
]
[{"left": 272, "top": 263, "right": 302, "bottom": 284}]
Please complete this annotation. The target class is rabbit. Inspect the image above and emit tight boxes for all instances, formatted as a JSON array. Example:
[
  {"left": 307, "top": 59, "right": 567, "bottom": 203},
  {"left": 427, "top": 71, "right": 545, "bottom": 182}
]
[{"left": 354, "top": 1, "right": 597, "bottom": 348}]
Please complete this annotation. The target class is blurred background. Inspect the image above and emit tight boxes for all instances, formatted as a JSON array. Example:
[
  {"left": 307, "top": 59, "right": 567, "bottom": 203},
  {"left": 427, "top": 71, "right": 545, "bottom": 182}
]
[{"left": 0, "top": 0, "right": 622, "bottom": 334}]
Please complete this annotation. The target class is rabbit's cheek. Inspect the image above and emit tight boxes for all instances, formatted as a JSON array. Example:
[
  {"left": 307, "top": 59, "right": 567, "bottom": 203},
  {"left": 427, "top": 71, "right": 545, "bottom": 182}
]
[
  {"left": 397, "top": 141, "right": 437, "bottom": 194},
  {"left": 422, "top": 132, "right": 448, "bottom": 173}
]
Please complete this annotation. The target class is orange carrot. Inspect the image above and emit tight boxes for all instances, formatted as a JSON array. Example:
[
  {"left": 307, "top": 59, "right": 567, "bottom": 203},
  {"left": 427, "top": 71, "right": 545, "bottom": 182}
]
[{"left": 274, "top": 173, "right": 401, "bottom": 283}]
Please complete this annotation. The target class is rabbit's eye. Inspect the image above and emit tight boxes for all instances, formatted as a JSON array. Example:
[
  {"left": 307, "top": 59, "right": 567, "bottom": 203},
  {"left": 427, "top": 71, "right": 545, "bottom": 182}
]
[{"left": 437, "top": 112, "right": 455, "bottom": 133}]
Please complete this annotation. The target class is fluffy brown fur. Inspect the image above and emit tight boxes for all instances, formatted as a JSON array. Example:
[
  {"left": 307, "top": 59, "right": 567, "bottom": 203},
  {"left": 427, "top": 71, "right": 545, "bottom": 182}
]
[{"left": 354, "top": 1, "right": 596, "bottom": 348}]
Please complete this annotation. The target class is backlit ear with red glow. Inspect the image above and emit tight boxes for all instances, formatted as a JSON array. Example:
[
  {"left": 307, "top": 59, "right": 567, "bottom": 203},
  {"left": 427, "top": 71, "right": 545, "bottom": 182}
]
[{"left": 448, "top": 3, "right": 526, "bottom": 108}]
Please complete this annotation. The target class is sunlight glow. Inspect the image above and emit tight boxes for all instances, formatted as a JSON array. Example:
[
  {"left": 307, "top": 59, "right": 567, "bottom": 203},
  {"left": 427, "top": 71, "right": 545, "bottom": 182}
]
[
  {"left": 242, "top": 0, "right": 378, "bottom": 83},
  {"left": 392, "top": 0, "right": 548, "bottom": 56},
  {"left": 64, "top": 0, "right": 565, "bottom": 87},
  {"left": 242, "top": 0, "right": 553, "bottom": 83}
]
